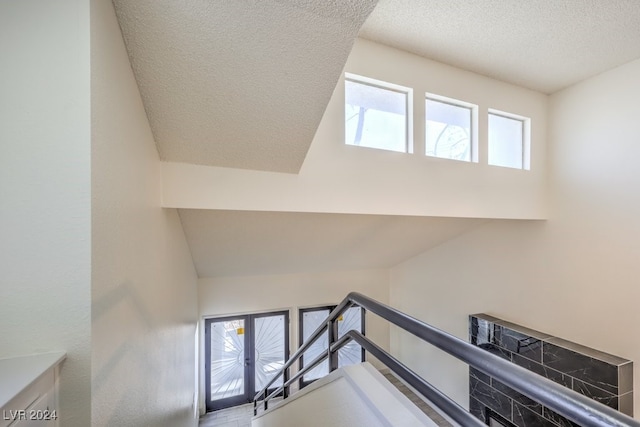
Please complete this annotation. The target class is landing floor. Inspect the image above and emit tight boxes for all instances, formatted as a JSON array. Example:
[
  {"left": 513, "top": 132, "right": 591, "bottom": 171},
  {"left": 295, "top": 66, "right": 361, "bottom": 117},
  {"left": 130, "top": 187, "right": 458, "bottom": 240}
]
[{"left": 198, "top": 374, "right": 452, "bottom": 427}]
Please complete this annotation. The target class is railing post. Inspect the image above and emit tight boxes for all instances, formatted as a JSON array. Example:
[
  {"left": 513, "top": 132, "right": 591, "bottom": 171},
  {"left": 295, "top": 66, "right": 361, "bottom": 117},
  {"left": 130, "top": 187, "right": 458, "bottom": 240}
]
[
  {"left": 327, "top": 318, "right": 339, "bottom": 372},
  {"left": 283, "top": 365, "right": 289, "bottom": 398}
]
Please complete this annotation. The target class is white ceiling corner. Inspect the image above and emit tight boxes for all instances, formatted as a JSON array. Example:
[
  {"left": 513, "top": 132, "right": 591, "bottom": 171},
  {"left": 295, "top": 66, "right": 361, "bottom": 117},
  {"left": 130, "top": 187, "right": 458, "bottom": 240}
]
[{"left": 112, "top": 0, "right": 378, "bottom": 173}]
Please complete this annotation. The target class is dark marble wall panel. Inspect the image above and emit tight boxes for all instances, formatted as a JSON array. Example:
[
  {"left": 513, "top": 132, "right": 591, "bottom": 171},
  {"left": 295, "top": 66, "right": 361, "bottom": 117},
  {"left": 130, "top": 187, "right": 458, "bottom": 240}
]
[
  {"left": 543, "top": 407, "right": 580, "bottom": 427},
  {"left": 469, "top": 396, "right": 487, "bottom": 423},
  {"left": 470, "top": 366, "right": 491, "bottom": 385},
  {"left": 491, "top": 378, "right": 542, "bottom": 414},
  {"left": 513, "top": 402, "right": 557, "bottom": 427},
  {"left": 572, "top": 378, "right": 618, "bottom": 409},
  {"left": 468, "top": 314, "right": 633, "bottom": 426},
  {"left": 470, "top": 375, "right": 513, "bottom": 420},
  {"left": 543, "top": 341, "right": 619, "bottom": 394}
]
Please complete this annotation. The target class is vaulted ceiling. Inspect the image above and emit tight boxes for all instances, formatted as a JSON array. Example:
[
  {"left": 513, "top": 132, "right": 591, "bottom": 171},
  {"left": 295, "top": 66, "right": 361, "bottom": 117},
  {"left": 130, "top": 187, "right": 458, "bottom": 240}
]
[
  {"left": 112, "top": 0, "right": 378, "bottom": 173},
  {"left": 113, "top": 0, "right": 640, "bottom": 278},
  {"left": 114, "top": 0, "right": 640, "bottom": 173},
  {"left": 361, "top": 0, "right": 640, "bottom": 94}
]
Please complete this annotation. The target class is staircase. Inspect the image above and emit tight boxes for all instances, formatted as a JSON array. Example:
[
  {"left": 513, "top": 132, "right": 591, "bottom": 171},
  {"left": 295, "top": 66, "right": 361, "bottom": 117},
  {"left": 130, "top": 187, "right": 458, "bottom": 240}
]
[
  {"left": 382, "top": 371, "right": 452, "bottom": 427},
  {"left": 252, "top": 292, "right": 640, "bottom": 427},
  {"left": 252, "top": 363, "right": 438, "bottom": 427}
]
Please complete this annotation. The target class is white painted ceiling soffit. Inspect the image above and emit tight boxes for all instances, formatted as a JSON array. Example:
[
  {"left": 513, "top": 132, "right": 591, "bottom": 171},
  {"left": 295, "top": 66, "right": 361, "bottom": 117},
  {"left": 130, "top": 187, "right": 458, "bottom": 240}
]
[
  {"left": 112, "top": 0, "right": 378, "bottom": 173},
  {"left": 179, "top": 209, "right": 486, "bottom": 278}
]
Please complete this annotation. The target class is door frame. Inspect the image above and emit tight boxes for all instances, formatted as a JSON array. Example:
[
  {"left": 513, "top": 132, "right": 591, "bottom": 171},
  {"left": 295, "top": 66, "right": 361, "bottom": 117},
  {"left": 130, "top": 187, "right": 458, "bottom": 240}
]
[
  {"left": 204, "top": 310, "right": 290, "bottom": 412},
  {"left": 298, "top": 305, "right": 365, "bottom": 388}
]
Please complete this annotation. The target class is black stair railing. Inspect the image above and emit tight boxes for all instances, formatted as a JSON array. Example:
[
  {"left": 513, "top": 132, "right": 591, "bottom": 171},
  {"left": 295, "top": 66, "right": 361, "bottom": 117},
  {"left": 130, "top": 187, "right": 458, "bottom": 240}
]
[{"left": 253, "top": 292, "right": 640, "bottom": 427}]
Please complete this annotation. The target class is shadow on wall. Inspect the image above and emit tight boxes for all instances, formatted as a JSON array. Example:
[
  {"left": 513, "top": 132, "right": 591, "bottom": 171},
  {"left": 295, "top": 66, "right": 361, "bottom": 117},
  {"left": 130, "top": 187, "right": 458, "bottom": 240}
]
[{"left": 92, "top": 281, "right": 196, "bottom": 427}]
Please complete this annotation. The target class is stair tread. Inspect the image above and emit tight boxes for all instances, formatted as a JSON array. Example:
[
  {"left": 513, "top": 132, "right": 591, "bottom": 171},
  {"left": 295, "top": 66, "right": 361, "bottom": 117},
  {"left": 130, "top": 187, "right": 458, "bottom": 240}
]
[{"left": 382, "top": 373, "right": 453, "bottom": 427}]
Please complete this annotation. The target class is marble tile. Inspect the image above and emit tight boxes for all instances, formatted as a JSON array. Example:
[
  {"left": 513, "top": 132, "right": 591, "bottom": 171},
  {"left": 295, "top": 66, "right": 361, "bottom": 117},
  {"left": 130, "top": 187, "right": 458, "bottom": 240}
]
[
  {"left": 469, "top": 366, "right": 490, "bottom": 385},
  {"left": 469, "top": 396, "right": 486, "bottom": 423},
  {"left": 492, "top": 378, "right": 542, "bottom": 414},
  {"left": 493, "top": 319, "right": 552, "bottom": 342},
  {"left": 470, "top": 314, "right": 633, "bottom": 427},
  {"left": 545, "top": 337, "right": 630, "bottom": 366},
  {"left": 478, "top": 342, "right": 512, "bottom": 361},
  {"left": 470, "top": 376, "right": 512, "bottom": 420},
  {"left": 494, "top": 325, "right": 543, "bottom": 363},
  {"left": 512, "top": 353, "right": 573, "bottom": 388},
  {"left": 542, "top": 407, "right": 580, "bottom": 427},
  {"left": 470, "top": 316, "right": 495, "bottom": 346},
  {"left": 512, "top": 403, "right": 557, "bottom": 427},
  {"left": 572, "top": 378, "right": 618, "bottom": 410},
  {"left": 544, "top": 342, "right": 619, "bottom": 394}
]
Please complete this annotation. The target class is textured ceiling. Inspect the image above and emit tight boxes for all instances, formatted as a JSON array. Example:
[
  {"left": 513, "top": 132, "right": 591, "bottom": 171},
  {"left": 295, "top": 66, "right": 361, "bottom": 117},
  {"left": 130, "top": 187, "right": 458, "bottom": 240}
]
[
  {"left": 179, "top": 209, "right": 486, "bottom": 278},
  {"left": 360, "top": 0, "right": 640, "bottom": 93},
  {"left": 112, "top": 0, "right": 640, "bottom": 174},
  {"left": 113, "top": 2, "right": 640, "bottom": 278},
  {"left": 112, "top": 0, "right": 377, "bottom": 173}
]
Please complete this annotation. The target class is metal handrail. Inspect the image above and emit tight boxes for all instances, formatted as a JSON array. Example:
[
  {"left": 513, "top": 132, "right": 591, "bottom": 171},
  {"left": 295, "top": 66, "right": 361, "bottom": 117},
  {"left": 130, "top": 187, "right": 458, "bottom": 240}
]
[
  {"left": 252, "top": 301, "right": 351, "bottom": 412},
  {"left": 332, "top": 330, "right": 484, "bottom": 426},
  {"left": 253, "top": 292, "right": 640, "bottom": 427}
]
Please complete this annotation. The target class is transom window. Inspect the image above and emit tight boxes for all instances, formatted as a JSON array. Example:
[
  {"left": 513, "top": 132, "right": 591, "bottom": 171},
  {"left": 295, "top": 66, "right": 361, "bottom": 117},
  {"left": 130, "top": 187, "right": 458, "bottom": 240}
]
[
  {"left": 344, "top": 73, "right": 412, "bottom": 153},
  {"left": 488, "top": 110, "right": 530, "bottom": 170},
  {"left": 343, "top": 73, "right": 532, "bottom": 171},
  {"left": 425, "top": 94, "right": 477, "bottom": 162}
]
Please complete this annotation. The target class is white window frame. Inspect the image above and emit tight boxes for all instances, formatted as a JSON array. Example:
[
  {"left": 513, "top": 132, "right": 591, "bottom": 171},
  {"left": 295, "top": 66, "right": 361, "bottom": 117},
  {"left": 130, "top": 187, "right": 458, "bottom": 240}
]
[
  {"left": 425, "top": 93, "right": 478, "bottom": 163},
  {"left": 344, "top": 72, "right": 414, "bottom": 153},
  {"left": 488, "top": 109, "right": 531, "bottom": 170}
]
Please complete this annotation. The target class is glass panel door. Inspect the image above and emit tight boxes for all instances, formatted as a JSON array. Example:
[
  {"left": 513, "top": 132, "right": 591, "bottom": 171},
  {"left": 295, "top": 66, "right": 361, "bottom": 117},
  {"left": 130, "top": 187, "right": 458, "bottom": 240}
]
[
  {"left": 337, "top": 306, "right": 365, "bottom": 367},
  {"left": 205, "top": 311, "right": 289, "bottom": 412},
  {"left": 300, "top": 307, "right": 331, "bottom": 384},
  {"left": 253, "top": 312, "right": 288, "bottom": 393},
  {"left": 205, "top": 316, "right": 249, "bottom": 411}
]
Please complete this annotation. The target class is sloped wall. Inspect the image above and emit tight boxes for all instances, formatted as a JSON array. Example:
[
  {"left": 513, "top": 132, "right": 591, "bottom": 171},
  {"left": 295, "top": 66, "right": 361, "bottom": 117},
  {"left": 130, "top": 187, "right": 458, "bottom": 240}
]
[{"left": 91, "top": 0, "right": 198, "bottom": 425}]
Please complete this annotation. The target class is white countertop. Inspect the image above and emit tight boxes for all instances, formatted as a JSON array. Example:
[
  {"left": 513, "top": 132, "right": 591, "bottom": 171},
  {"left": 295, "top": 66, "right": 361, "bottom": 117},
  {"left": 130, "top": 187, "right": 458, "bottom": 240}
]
[{"left": 0, "top": 352, "right": 66, "bottom": 408}]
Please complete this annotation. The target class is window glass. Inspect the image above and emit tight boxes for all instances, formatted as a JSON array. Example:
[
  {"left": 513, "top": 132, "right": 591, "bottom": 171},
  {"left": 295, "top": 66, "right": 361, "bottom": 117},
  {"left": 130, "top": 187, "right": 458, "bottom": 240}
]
[
  {"left": 345, "top": 77, "right": 409, "bottom": 153},
  {"left": 337, "top": 306, "right": 363, "bottom": 367},
  {"left": 488, "top": 113, "right": 525, "bottom": 169},
  {"left": 425, "top": 97, "right": 472, "bottom": 161},
  {"left": 299, "top": 305, "right": 365, "bottom": 386}
]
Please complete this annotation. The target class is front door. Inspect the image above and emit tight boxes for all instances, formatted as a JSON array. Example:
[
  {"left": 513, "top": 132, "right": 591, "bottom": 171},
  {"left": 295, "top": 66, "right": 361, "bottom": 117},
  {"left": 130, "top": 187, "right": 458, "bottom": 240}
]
[{"left": 205, "top": 311, "right": 289, "bottom": 412}]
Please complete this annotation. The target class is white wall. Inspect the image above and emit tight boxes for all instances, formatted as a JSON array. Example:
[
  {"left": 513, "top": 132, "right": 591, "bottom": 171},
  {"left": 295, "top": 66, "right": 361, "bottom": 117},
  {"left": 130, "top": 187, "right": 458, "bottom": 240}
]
[
  {"left": 162, "top": 39, "right": 548, "bottom": 220},
  {"left": 198, "top": 269, "right": 390, "bottom": 413},
  {"left": 91, "top": 0, "right": 199, "bottom": 425},
  {"left": 0, "top": 1, "right": 91, "bottom": 425},
  {"left": 389, "top": 58, "right": 640, "bottom": 416}
]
